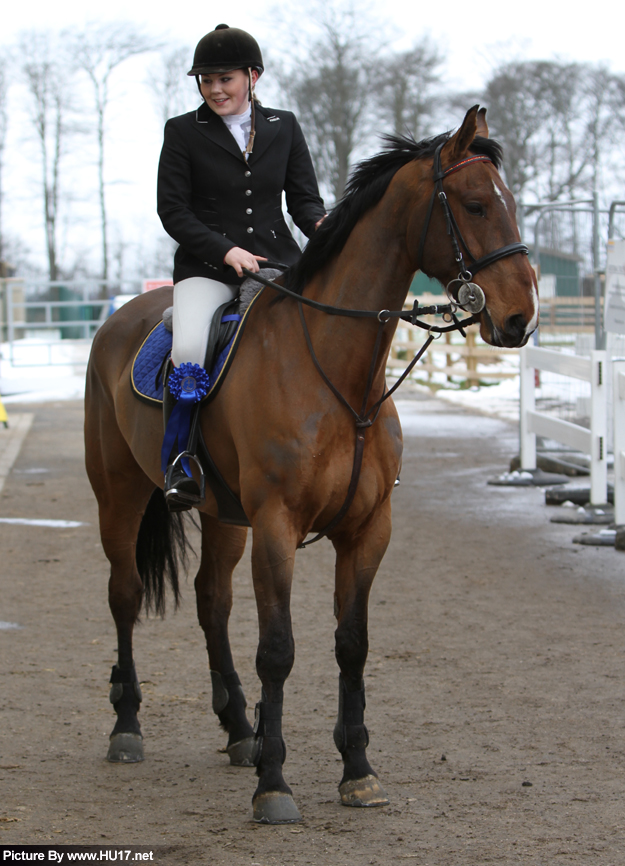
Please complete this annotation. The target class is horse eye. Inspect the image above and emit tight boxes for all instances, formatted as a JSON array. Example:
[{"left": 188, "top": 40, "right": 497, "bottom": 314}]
[{"left": 465, "top": 203, "right": 485, "bottom": 217}]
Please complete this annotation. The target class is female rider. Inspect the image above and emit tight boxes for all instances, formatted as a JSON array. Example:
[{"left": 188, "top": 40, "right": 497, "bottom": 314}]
[{"left": 157, "top": 24, "right": 326, "bottom": 511}]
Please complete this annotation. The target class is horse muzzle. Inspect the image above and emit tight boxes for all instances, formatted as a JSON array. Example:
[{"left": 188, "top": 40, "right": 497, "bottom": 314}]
[{"left": 481, "top": 308, "right": 537, "bottom": 348}]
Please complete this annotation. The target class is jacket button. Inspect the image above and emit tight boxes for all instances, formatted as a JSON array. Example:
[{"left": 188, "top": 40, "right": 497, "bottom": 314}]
[
  {"left": 245, "top": 189, "right": 252, "bottom": 196},
  {"left": 246, "top": 208, "right": 252, "bottom": 214},
  {"left": 247, "top": 227, "right": 254, "bottom": 233},
  {"left": 244, "top": 170, "right": 251, "bottom": 177}
]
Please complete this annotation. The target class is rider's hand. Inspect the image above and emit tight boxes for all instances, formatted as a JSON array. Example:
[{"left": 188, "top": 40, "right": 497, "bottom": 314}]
[
  {"left": 224, "top": 247, "right": 267, "bottom": 277},
  {"left": 315, "top": 215, "right": 327, "bottom": 230}
]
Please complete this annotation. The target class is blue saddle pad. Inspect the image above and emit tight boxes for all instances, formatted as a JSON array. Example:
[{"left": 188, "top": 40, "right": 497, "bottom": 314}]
[
  {"left": 131, "top": 315, "right": 242, "bottom": 405},
  {"left": 131, "top": 322, "right": 172, "bottom": 403}
]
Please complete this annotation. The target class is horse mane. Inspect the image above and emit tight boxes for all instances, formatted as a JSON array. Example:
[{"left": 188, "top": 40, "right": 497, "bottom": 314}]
[{"left": 287, "top": 132, "right": 503, "bottom": 295}]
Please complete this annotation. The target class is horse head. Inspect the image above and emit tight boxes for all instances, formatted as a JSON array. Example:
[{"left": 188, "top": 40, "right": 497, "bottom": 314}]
[{"left": 413, "top": 105, "right": 538, "bottom": 348}]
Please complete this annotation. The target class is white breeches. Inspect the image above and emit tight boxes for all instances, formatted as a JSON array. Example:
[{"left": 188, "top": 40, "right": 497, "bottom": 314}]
[{"left": 171, "top": 277, "right": 239, "bottom": 368}]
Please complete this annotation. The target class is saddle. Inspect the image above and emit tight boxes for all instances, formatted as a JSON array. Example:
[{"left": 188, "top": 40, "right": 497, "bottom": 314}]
[
  {"left": 131, "top": 298, "right": 242, "bottom": 406},
  {"left": 130, "top": 268, "right": 285, "bottom": 525}
]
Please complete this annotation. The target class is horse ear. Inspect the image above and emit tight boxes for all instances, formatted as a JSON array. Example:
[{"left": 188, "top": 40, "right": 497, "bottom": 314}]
[
  {"left": 476, "top": 107, "right": 489, "bottom": 139},
  {"left": 444, "top": 105, "right": 479, "bottom": 161}
]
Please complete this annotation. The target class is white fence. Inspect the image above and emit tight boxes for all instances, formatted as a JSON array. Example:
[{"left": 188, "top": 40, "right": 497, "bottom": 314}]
[
  {"left": 613, "top": 362, "right": 625, "bottom": 524},
  {"left": 520, "top": 346, "right": 608, "bottom": 505}
]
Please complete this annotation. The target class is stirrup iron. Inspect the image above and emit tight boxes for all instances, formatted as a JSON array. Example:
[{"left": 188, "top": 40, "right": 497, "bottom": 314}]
[{"left": 164, "top": 451, "right": 206, "bottom": 509}]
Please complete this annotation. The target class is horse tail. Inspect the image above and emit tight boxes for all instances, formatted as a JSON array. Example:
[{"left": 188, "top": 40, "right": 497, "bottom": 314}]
[{"left": 135, "top": 488, "right": 189, "bottom": 616}]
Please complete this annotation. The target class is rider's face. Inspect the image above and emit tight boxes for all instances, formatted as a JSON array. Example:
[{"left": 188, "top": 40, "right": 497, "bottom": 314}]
[{"left": 200, "top": 69, "right": 258, "bottom": 116}]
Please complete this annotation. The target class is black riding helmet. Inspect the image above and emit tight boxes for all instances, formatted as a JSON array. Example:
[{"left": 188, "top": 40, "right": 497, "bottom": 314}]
[
  {"left": 187, "top": 24, "right": 264, "bottom": 76},
  {"left": 189, "top": 25, "right": 262, "bottom": 156}
]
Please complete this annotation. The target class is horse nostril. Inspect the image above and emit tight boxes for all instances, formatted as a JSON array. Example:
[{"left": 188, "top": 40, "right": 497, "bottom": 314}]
[{"left": 505, "top": 313, "right": 527, "bottom": 340}]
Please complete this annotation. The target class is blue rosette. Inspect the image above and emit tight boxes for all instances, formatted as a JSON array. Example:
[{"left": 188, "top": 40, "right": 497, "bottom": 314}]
[{"left": 161, "top": 362, "right": 211, "bottom": 476}]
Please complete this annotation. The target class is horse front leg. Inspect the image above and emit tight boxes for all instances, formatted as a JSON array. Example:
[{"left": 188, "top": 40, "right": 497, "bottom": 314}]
[
  {"left": 249, "top": 512, "right": 301, "bottom": 824},
  {"left": 194, "top": 512, "right": 255, "bottom": 766},
  {"left": 332, "top": 501, "right": 392, "bottom": 807}
]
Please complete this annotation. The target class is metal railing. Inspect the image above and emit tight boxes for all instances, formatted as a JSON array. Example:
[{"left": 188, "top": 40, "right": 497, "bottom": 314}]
[{"left": 1, "top": 279, "right": 112, "bottom": 367}]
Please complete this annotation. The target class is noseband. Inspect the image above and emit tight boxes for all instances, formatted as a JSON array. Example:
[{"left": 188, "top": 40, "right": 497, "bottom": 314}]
[{"left": 417, "top": 143, "right": 529, "bottom": 314}]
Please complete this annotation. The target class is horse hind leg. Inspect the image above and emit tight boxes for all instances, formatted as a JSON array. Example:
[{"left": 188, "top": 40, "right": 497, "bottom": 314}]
[
  {"left": 331, "top": 503, "right": 392, "bottom": 808},
  {"left": 106, "top": 480, "right": 190, "bottom": 762},
  {"left": 86, "top": 403, "right": 181, "bottom": 763},
  {"left": 98, "top": 485, "right": 154, "bottom": 761},
  {"left": 103, "top": 480, "right": 186, "bottom": 763},
  {"left": 194, "top": 513, "right": 255, "bottom": 766}
]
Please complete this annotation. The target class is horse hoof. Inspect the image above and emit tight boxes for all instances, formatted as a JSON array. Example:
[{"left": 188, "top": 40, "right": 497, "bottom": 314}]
[
  {"left": 252, "top": 791, "right": 302, "bottom": 824},
  {"left": 226, "top": 736, "right": 257, "bottom": 767},
  {"left": 339, "top": 774, "right": 389, "bottom": 807},
  {"left": 107, "top": 733, "right": 144, "bottom": 763}
]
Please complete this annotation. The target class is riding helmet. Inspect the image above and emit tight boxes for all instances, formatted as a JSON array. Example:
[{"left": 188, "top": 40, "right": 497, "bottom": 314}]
[{"left": 187, "top": 24, "right": 264, "bottom": 76}]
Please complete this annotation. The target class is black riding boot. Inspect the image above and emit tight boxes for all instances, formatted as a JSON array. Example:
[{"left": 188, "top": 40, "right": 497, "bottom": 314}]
[{"left": 162, "top": 378, "right": 203, "bottom": 513}]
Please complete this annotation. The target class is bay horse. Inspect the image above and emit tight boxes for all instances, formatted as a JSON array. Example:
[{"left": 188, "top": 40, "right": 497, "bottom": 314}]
[{"left": 84, "top": 106, "right": 538, "bottom": 824}]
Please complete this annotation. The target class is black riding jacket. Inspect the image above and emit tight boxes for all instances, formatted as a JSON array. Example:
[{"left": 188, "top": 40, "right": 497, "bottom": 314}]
[{"left": 157, "top": 102, "right": 326, "bottom": 284}]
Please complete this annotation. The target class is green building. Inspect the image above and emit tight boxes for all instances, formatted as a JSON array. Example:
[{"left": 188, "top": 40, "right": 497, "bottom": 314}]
[{"left": 409, "top": 246, "right": 582, "bottom": 297}]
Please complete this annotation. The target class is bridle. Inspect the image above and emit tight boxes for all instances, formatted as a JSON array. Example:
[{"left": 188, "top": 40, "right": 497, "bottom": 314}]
[
  {"left": 240, "top": 142, "right": 529, "bottom": 547},
  {"left": 417, "top": 142, "right": 528, "bottom": 315}
]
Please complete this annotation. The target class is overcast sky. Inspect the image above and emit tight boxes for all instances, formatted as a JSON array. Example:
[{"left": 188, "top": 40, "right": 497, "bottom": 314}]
[
  {"left": 3, "top": 0, "right": 623, "bottom": 91},
  {"left": 2, "top": 0, "right": 623, "bottom": 281}
]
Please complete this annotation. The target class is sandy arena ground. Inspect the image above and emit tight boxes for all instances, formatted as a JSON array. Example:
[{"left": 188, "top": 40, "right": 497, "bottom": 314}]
[{"left": 1, "top": 395, "right": 625, "bottom": 864}]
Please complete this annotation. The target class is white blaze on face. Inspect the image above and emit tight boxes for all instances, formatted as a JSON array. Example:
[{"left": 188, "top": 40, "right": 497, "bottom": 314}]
[
  {"left": 490, "top": 179, "right": 538, "bottom": 337},
  {"left": 527, "top": 280, "right": 540, "bottom": 332},
  {"left": 492, "top": 180, "right": 509, "bottom": 213}
]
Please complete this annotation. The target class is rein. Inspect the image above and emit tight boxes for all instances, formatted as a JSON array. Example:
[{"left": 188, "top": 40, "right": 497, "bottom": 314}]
[
  {"left": 240, "top": 145, "right": 529, "bottom": 548},
  {"left": 242, "top": 267, "right": 480, "bottom": 330}
]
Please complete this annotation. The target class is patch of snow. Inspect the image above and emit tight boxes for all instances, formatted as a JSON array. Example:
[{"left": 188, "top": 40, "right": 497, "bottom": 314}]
[
  {"left": 0, "top": 518, "right": 87, "bottom": 528},
  {"left": 496, "top": 470, "right": 533, "bottom": 481},
  {"left": 0, "top": 338, "right": 88, "bottom": 403},
  {"left": 433, "top": 377, "right": 521, "bottom": 422}
]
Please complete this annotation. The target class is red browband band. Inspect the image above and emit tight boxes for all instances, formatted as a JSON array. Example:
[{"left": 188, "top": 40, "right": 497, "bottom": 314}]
[{"left": 442, "top": 155, "right": 493, "bottom": 178}]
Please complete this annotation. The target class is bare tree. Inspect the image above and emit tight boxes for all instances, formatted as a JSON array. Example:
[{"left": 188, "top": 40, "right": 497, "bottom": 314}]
[
  {"left": 371, "top": 39, "right": 444, "bottom": 140},
  {"left": 279, "top": 4, "right": 379, "bottom": 203},
  {"left": 68, "top": 22, "right": 154, "bottom": 281},
  {"left": 579, "top": 65, "right": 625, "bottom": 198},
  {"left": 483, "top": 59, "right": 625, "bottom": 210},
  {"left": 533, "top": 63, "right": 589, "bottom": 202},
  {"left": 150, "top": 45, "right": 197, "bottom": 127},
  {"left": 19, "top": 31, "right": 76, "bottom": 281},
  {"left": 481, "top": 61, "right": 547, "bottom": 200},
  {"left": 0, "top": 49, "right": 9, "bottom": 267}
]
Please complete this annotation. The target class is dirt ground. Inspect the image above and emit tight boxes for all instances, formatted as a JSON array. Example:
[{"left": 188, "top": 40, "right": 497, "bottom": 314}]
[{"left": 1, "top": 394, "right": 625, "bottom": 865}]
